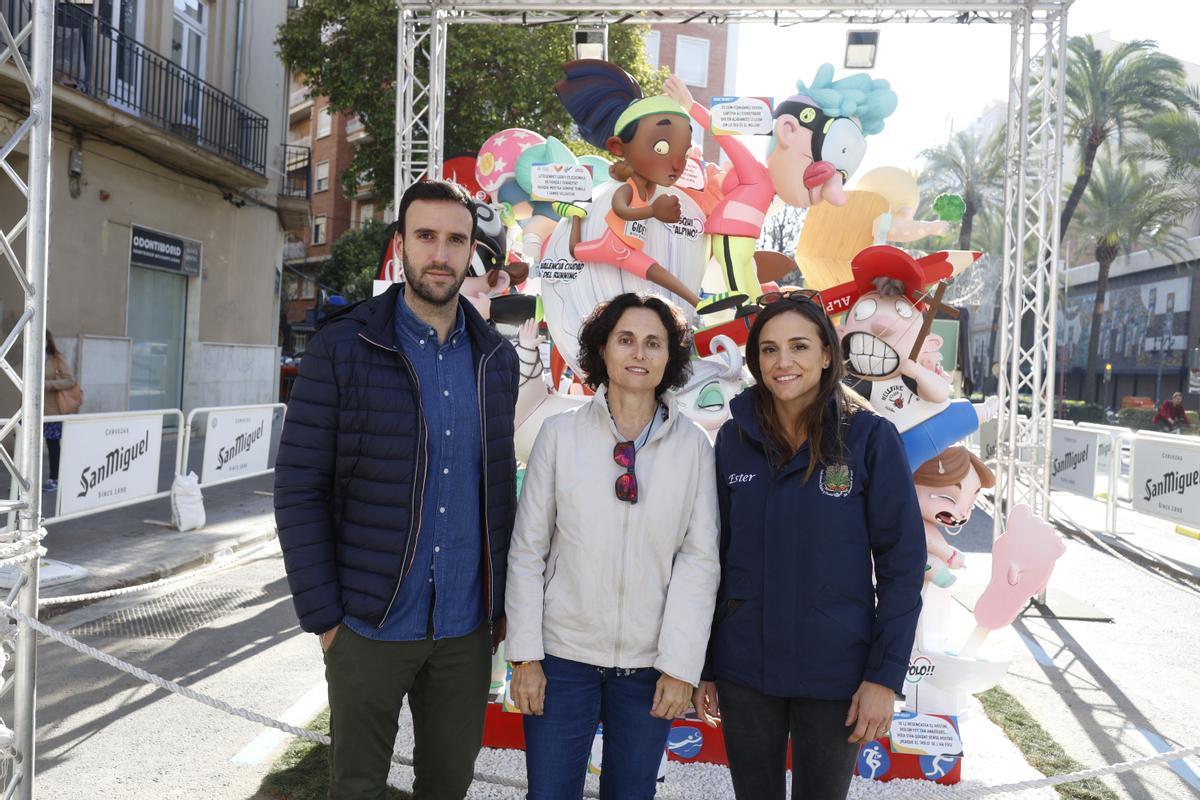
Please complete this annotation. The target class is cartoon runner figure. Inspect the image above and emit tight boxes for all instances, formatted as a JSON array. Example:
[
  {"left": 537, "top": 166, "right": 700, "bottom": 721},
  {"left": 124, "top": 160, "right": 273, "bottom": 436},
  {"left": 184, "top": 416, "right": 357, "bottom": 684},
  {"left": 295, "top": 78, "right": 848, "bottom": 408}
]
[{"left": 555, "top": 59, "right": 739, "bottom": 314}]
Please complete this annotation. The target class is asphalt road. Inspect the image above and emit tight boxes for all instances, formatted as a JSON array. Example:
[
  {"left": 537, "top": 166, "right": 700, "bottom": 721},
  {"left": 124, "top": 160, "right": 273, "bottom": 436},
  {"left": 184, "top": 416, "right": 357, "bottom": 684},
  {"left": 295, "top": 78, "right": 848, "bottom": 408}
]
[{"left": 19, "top": 539, "right": 325, "bottom": 799}]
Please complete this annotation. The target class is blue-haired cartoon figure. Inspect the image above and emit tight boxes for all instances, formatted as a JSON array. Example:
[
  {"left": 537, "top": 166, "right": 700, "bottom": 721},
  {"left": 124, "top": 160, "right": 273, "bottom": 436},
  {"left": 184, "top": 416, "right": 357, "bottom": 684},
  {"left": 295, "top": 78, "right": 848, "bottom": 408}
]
[
  {"left": 663, "top": 63, "right": 897, "bottom": 311},
  {"left": 555, "top": 59, "right": 740, "bottom": 314}
]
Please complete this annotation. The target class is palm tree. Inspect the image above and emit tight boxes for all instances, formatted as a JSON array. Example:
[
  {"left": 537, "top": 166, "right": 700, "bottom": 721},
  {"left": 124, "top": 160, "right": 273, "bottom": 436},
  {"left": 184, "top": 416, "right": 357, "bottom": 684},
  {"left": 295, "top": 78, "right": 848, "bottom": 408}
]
[
  {"left": 920, "top": 127, "right": 1005, "bottom": 250},
  {"left": 1134, "top": 106, "right": 1200, "bottom": 196},
  {"left": 1072, "top": 156, "right": 1198, "bottom": 401},
  {"left": 1060, "top": 36, "right": 1194, "bottom": 241}
]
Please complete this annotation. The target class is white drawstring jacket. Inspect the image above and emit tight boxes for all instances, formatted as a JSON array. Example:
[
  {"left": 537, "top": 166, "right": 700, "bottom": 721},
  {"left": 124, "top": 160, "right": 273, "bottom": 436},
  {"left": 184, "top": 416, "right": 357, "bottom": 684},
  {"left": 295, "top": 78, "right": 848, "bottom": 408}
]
[{"left": 504, "top": 387, "right": 721, "bottom": 686}]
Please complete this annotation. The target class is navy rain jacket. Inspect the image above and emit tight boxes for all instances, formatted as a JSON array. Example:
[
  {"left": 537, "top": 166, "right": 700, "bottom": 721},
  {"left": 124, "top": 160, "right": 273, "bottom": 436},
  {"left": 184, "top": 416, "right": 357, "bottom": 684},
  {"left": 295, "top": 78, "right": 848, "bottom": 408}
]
[
  {"left": 274, "top": 283, "right": 519, "bottom": 635},
  {"left": 705, "top": 390, "right": 925, "bottom": 699}
]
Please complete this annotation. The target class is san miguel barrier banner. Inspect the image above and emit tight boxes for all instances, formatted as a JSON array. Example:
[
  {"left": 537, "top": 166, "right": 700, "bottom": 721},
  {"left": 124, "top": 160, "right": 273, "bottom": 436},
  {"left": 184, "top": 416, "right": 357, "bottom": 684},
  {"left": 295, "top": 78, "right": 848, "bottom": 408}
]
[
  {"left": 1132, "top": 438, "right": 1200, "bottom": 528},
  {"left": 58, "top": 414, "right": 164, "bottom": 516},
  {"left": 201, "top": 407, "right": 273, "bottom": 483},
  {"left": 1050, "top": 427, "right": 1100, "bottom": 497}
]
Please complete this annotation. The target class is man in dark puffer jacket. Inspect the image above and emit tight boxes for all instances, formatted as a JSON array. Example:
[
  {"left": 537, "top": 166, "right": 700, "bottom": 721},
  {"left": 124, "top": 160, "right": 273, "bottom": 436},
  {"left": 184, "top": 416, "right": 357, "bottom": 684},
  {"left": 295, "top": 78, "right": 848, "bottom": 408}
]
[{"left": 275, "top": 180, "right": 518, "bottom": 799}]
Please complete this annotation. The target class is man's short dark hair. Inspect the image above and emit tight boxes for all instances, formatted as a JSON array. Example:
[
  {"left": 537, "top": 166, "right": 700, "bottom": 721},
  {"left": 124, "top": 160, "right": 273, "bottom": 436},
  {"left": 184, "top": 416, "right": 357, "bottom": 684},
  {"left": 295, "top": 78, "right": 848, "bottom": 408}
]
[
  {"left": 396, "top": 180, "right": 477, "bottom": 238},
  {"left": 577, "top": 293, "right": 693, "bottom": 396}
]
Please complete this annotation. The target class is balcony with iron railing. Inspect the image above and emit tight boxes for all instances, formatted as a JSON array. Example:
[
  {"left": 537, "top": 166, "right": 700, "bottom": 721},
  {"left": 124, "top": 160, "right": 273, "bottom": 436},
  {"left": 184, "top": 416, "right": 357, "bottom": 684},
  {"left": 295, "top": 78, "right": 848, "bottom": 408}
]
[
  {"left": 277, "top": 143, "right": 312, "bottom": 235},
  {"left": 0, "top": 1, "right": 269, "bottom": 180}
]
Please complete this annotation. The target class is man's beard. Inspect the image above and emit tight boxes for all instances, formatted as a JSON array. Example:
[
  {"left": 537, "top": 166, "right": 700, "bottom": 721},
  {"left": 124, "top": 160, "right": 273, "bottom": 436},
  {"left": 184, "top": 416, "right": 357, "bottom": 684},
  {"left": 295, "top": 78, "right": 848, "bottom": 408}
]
[{"left": 401, "top": 245, "right": 467, "bottom": 307}]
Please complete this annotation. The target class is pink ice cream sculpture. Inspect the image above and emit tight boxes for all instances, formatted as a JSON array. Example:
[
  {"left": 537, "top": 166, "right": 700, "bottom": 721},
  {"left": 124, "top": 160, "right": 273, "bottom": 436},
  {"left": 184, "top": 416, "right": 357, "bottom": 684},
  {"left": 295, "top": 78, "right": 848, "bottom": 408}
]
[{"left": 961, "top": 503, "right": 1066, "bottom": 657}]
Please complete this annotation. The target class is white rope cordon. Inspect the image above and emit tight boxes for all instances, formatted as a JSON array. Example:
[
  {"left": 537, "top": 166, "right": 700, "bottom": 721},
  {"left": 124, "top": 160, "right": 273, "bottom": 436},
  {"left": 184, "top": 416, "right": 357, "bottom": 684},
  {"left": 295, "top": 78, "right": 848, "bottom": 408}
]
[
  {"left": 0, "top": 599, "right": 1194, "bottom": 799},
  {"left": 0, "top": 547, "right": 44, "bottom": 570},
  {"left": 39, "top": 549, "right": 256, "bottom": 606}
]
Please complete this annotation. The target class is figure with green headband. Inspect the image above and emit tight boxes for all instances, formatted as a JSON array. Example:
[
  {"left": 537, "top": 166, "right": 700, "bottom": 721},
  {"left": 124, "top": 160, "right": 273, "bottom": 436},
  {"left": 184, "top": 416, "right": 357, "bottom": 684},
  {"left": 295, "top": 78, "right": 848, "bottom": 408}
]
[{"left": 555, "top": 60, "right": 741, "bottom": 315}]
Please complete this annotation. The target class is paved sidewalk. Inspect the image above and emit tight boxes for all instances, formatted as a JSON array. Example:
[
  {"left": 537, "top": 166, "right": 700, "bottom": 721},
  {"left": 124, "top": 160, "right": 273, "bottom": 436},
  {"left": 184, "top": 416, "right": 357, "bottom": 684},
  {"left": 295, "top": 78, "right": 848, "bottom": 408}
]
[{"left": 32, "top": 473, "right": 277, "bottom": 608}]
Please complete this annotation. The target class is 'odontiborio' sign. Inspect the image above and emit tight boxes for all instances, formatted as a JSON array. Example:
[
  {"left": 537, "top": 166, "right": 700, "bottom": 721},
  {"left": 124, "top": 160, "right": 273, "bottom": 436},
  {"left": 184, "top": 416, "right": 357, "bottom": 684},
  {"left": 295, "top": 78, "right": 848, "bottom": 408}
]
[
  {"left": 201, "top": 407, "right": 273, "bottom": 483},
  {"left": 1132, "top": 438, "right": 1200, "bottom": 527},
  {"left": 58, "top": 414, "right": 164, "bottom": 515}
]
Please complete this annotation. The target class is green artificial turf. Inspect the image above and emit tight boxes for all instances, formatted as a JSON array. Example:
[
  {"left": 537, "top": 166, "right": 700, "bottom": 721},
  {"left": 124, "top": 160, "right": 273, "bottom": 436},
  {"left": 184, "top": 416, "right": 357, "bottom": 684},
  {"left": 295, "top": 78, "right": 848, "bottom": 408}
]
[
  {"left": 255, "top": 709, "right": 411, "bottom": 799},
  {"left": 978, "top": 686, "right": 1120, "bottom": 800}
]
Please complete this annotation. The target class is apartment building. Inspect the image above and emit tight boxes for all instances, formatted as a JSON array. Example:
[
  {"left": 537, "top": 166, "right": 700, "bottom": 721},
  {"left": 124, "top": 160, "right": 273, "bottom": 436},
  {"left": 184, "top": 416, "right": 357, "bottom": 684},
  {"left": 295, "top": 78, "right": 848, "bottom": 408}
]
[
  {"left": 281, "top": 79, "right": 379, "bottom": 356},
  {"left": 646, "top": 22, "right": 739, "bottom": 163},
  {"left": 0, "top": 0, "right": 307, "bottom": 413}
]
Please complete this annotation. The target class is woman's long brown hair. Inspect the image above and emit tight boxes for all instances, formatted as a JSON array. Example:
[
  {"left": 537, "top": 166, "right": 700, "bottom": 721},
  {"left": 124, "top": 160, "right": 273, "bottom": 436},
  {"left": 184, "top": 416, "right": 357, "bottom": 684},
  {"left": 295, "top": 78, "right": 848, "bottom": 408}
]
[
  {"left": 745, "top": 299, "right": 865, "bottom": 481},
  {"left": 45, "top": 329, "right": 59, "bottom": 357}
]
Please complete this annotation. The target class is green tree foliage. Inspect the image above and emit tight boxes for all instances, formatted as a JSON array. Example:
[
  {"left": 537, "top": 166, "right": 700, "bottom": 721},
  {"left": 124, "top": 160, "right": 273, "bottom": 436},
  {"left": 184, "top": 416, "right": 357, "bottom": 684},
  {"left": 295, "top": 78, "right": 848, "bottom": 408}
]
[
  {"left": 1060, "top": 36, "right": 1195, "bottom": 241},
  {"left": 319, "top": 219, "right": 393, "bottom": 302},
  {"left": 919, "top": 127, "right": 1003, "bottom": 251},
  {"left": 277, "top": 1, "right": 662, "bottom": 203}
]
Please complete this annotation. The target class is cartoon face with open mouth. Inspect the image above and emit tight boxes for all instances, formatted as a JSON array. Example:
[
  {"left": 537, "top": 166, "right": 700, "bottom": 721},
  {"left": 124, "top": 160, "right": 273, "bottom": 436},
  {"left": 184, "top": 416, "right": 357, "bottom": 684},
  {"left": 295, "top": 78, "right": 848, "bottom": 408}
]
[{"left": 838, "top": 290, "right": 922, "bottom": 380}]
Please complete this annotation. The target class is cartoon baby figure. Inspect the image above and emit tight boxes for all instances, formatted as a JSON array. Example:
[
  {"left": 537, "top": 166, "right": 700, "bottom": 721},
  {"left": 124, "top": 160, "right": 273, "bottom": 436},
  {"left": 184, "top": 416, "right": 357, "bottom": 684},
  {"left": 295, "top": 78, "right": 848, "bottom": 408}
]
[{"left": 913, "top": 446, "right": 995, "bottom": 587}]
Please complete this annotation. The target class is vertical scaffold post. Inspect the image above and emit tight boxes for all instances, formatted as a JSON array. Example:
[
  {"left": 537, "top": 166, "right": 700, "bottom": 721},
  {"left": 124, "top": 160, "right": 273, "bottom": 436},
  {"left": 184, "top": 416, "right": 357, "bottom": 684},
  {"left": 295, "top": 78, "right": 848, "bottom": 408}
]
[
  {"left": 995, "top": 4, "right": 1069, "bottom": 550},
  {"left": 393, "top": 3, "right": 439, "bottom": 212},
  {"left": 0, "top": 0, "right": 55, "bottom": 797}
]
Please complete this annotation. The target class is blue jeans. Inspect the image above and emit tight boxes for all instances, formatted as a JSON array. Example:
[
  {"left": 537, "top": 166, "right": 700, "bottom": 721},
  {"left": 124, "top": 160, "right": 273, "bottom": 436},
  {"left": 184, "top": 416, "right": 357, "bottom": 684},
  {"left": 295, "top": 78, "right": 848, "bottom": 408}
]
[{"left": 523, "top": 654, "right": 672, "bottom": 800}]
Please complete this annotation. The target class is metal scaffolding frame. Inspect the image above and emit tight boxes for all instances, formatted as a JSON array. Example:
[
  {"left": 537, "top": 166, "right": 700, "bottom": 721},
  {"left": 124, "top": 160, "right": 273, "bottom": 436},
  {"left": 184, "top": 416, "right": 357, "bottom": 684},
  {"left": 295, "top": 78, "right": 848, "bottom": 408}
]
[
  {"left": 0, "top": 0, "right": 52, "bottom": 797},
  {"left": 0, "top": 1, "right": 1067, "bottom": 794},
  {"left": 393, "top": 0, "right": 1071, "bottom": 529}
]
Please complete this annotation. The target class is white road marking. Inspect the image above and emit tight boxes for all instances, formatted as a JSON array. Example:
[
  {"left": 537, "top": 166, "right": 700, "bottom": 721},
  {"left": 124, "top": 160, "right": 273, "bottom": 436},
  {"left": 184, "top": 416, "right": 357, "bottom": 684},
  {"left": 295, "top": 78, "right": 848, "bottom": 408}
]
[{"left": 231, "top": 679, "right": 328, "bottom": 765}]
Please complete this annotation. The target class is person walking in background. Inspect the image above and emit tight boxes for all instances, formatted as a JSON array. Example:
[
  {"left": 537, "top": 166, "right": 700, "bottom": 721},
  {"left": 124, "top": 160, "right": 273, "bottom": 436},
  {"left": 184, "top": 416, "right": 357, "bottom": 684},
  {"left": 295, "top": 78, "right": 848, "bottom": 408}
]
[
  {"left": 274, "top": 179, "right": 519, "bottom": 800},
  {"left": 505, "top": 293, "right": 720, "bottom": 800},
  {"left": 695, "top": 290, "right": 926, "bottom": 800},
  {"left": 42, "top": 330, "right": 76, "bottom": 492}
]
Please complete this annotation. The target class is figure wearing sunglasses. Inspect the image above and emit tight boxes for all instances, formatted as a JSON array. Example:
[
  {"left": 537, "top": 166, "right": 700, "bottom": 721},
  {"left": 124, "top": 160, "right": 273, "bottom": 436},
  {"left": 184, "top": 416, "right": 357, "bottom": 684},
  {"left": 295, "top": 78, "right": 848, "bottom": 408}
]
[
  {"left": 505, "top": 293, "right": 720, "bottom": 800},
  {"left": 697, "top": 295, "right": 925, "bottom": 800},
  {"left": 664, "top": 65, "right": 896, "bottom": 312}
]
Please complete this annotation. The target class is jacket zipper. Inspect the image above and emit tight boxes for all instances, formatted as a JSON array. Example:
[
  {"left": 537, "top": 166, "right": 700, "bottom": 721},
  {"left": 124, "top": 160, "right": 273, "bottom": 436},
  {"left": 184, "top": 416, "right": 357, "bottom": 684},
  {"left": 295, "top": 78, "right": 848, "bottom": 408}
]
[
  {"left": 476, "top": 339, "right": 502, "bottom": 621},
  {"left": 613, "top": 495, "right": 631, "bottom": 666},
  {"left": 358, "top": 331, "right": 428, "bottom": 629}
]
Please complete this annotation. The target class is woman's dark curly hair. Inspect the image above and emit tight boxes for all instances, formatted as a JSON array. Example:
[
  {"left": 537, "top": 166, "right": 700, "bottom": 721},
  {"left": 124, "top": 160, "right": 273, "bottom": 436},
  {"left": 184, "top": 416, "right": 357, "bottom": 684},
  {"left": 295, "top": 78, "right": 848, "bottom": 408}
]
[{"left": 576, "top": 293, "right": 693, "bottom": 396}]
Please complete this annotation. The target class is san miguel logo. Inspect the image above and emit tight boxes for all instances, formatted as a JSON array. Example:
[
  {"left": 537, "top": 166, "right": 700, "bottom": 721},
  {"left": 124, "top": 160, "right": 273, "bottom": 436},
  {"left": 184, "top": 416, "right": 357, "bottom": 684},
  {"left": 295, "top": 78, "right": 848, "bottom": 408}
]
[
  {"left": 1144, "top": 468, "right": 1200, "bottom": 502},
  {"left": 216, "top": 421, "right": 265, "bottom": 471},
  {"left": 1052, "top": 446, "right": 1089, "bottom": 476},
  {"left": 78, "top": 429, "right": 150, "bottom": 498}
]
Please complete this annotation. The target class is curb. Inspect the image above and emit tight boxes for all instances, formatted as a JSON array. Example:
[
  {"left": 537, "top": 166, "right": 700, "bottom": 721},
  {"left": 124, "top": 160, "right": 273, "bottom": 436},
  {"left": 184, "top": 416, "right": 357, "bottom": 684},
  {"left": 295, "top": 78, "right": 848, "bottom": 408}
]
[{"left": 40, "top": 524, "right": 279, "bottom": 621}]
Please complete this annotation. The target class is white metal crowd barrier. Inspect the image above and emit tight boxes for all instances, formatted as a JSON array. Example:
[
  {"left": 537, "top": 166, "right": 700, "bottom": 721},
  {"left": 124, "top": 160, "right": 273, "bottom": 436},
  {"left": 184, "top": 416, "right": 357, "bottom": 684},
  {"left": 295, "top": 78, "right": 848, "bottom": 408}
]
[
  {"left": 179, "top": 403, "right": 286, "bottom": 489},
  {"left": 2, "top": 402, "right": 284, "bottom": 527},
  {"left": 1048, "top": 420, "right": 1200, "bottom": 534},
  {"left": 3, "top": 408, "right": 184, "bottom": 526}
]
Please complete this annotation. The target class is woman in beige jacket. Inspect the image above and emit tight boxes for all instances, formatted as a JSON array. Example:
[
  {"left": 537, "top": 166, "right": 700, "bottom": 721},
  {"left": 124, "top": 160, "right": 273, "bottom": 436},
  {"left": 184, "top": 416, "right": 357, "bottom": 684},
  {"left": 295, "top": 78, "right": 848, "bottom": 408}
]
[
  {"left": 506, "top": 293, "right": 721, "bottom": 799},
  {"left": 43, "top": 330, "right": 76, "bottom": 492}
]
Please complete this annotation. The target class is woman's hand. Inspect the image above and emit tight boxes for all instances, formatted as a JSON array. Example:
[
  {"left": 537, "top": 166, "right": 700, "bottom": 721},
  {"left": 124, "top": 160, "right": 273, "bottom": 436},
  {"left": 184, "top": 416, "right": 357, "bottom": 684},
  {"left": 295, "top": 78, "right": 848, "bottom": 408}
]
[
  {"left": 651, "top": 674, "right": 693, "bottom": 720},
  {"left": 510, "top": 661, "right": 547, "bottom": 716},
  {"left": 319, "top": 625, "right": 339, "bottom": 652},
  {"left": 691, "top": 680, "right": 720, "bottom": 728},
  {"left": 845, "top": 680, "right": 896, "bottom": 744}
]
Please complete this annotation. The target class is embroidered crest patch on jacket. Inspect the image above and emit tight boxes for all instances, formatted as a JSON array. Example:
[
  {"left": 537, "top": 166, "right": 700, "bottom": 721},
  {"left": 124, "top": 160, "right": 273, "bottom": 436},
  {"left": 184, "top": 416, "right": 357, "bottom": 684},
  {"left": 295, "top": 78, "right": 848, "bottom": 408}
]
[{"left": 819, "top": 464, "right": 853, "bottom": 497}]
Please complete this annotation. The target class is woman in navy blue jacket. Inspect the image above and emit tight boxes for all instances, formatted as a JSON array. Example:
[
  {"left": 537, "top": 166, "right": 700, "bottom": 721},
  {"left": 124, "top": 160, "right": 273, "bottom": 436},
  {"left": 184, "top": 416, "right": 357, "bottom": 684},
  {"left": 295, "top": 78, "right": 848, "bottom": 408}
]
[{"left": 692, "top": 291, "right": 925, "bottom": 800}]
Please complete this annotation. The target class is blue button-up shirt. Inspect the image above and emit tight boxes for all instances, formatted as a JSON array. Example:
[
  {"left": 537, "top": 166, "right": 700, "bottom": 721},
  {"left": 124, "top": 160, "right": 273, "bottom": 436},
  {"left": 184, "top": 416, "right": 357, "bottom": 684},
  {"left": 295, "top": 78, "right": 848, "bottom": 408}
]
[{"left": 343, "top": 288, "right": 484, "bottom": 641}]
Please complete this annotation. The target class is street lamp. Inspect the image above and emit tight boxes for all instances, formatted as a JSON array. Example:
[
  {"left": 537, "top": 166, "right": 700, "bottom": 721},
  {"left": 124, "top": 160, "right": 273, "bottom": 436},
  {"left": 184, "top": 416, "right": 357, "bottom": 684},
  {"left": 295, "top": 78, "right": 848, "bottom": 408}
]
[
  {"left": 844, "top": 30, "right": 880, "bottom": 69},
  {"left": 574, "top": 23, "right": 608, "bottom": 61}
]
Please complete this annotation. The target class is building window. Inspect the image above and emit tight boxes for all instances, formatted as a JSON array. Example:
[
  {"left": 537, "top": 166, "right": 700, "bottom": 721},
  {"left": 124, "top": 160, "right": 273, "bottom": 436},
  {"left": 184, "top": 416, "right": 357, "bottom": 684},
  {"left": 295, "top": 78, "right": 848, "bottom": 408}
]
[
  {"left": 675, "top": 35, "right": 710, "bottom": 88},
  {"left": 359, "top": 202, "right": 375, "bottom": 227},
  {"left": 312, "top": 215, "right": 327, "bottom": 245},
  {"left": 315, "top": 161, "right": 330, "bottom": 193},
  {"left": 317, "top": 107, "right": 333, "bottom": 138},
  {"left": 644, "top": 30, "right": 660, "bottom": 70}
]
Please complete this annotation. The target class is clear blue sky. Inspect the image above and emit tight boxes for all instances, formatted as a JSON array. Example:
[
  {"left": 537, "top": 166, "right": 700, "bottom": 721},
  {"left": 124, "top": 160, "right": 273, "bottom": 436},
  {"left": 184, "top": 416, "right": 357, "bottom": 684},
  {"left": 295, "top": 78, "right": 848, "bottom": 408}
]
[{"left": 731, "top": 0, "right": 1200, "bottom": 178}]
